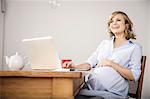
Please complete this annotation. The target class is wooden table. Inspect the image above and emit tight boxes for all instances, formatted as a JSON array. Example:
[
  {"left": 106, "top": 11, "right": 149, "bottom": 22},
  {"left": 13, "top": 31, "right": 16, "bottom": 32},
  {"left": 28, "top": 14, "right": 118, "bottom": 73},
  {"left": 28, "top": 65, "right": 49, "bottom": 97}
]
[{"left": 0, "top": 70, "right": 85, "bottom": 99}]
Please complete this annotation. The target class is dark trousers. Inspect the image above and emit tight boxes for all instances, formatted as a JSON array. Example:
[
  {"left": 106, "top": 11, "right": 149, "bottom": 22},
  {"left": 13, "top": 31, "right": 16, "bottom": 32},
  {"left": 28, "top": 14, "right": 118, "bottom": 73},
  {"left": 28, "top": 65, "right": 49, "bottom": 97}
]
[{"left": 75, "top": 94, "right": 105, "bottom": 99}]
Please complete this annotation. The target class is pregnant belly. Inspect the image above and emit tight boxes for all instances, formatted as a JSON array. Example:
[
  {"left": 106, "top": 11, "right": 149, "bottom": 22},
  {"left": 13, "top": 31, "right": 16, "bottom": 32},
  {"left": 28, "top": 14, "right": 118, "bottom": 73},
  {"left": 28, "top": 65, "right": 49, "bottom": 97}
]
[{"left": 93, "top": 67, "right": 125, "bottom": 90}]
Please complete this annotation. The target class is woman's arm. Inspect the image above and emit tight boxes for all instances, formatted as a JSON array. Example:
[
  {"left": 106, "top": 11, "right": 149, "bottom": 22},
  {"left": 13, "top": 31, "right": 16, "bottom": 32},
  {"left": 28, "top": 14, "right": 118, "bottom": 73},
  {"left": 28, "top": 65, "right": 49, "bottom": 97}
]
[
  {"left": 110, "top": 61, "right": 134, "bottom": 80},
  {"left": 62, "top": 62, "right": 91, "bottom": 70},
  {"left": 97, "top": 58, "right": 135, "bottom": 80},
  {"left": 75, "top": 63, "right": 91, "bottom": 70}
]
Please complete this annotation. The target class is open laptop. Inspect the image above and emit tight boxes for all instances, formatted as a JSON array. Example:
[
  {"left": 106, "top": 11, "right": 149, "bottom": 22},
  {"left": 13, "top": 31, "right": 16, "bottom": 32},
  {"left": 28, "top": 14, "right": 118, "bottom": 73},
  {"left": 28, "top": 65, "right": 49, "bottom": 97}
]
[{"left": 22, "top": 36, "right": 62, "bottom": 70}]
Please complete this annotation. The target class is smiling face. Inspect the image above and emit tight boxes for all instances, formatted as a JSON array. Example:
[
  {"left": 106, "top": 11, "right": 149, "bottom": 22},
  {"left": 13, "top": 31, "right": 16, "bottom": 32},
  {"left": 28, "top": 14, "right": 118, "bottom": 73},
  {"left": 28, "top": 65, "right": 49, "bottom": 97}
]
[
  {"left": 109, "top": 14, "right": 126, "bottom": 36},
  {"left": 107, "top": 11, "right": 136, "bottom": 40}
]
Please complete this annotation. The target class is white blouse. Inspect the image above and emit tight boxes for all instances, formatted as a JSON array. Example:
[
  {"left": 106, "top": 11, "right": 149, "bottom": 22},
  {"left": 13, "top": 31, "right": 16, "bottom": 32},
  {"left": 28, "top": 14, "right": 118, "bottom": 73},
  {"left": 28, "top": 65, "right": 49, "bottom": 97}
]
[{"left": 85, "top": 37, "right": 142, "bottom": 97}]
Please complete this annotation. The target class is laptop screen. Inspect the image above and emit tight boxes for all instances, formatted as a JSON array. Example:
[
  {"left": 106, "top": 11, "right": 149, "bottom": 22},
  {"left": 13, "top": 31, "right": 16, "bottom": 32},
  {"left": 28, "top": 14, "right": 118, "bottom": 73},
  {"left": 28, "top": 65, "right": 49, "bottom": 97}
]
[{"left": 22, "top": 36, "right": 61, "bottom": 70}]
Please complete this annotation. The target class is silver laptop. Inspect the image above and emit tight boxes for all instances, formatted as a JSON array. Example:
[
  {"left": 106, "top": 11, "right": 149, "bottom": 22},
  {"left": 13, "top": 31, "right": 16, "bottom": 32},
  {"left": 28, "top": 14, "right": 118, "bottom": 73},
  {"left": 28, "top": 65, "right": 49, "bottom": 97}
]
[{"left": 22, "top": 36, "right": 62, "bottom": 70}]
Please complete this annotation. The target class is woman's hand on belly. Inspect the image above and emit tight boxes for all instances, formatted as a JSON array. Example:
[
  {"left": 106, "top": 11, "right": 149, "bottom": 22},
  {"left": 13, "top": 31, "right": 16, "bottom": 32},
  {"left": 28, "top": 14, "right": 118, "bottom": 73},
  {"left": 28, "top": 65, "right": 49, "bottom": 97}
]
[
  {"left": 97, "top": 58, "right": 135, "bottom": 80},
  {"left": 97, "top": 58, "right": 114, "bottom": 67}
]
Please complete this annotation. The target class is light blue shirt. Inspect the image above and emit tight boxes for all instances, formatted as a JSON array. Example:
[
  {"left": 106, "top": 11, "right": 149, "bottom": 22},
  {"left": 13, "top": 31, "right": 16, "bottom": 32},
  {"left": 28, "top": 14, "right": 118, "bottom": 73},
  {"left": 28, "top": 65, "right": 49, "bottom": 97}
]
[{"left": 84, "top": 37, "right": 142, "bottom": 97}]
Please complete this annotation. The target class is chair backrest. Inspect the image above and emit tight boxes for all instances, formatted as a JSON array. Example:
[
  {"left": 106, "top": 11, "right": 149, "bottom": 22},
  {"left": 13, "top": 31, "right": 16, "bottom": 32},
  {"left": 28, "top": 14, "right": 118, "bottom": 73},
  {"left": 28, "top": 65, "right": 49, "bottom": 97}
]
[{"left": 128, "top": 56, "right": 146, "bottom": 99}]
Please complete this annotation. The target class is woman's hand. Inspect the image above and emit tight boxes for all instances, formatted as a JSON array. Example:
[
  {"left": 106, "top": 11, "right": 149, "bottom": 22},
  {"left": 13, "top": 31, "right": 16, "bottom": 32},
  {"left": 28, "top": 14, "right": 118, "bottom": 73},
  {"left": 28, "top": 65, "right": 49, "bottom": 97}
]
[
  {"left": 97, "top": 58, "right": 114, "bottom": 67},
  {"left": 97, "top": 58, "right": 135, "bottom": 80},
  {"left": 62, "top": 61, "right": 75, "bottom": 68},
  {"left": 62, "top": 62, "right": 91, "bottom": 71}
]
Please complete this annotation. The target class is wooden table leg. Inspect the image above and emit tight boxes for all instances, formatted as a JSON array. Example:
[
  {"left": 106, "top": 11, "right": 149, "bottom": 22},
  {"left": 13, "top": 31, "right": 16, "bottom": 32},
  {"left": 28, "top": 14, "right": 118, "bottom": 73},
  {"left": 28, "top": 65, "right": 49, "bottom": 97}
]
[{"left": 52, "top": 78, "right": 74, "bottom": 99}]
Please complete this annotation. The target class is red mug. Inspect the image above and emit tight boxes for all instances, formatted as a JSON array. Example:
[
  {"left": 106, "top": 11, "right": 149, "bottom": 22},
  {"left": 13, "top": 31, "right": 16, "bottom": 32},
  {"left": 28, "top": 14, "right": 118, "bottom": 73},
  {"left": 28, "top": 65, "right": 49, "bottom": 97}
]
[{"left": 61, "top": 59, "right": 72, "bottom": 66}]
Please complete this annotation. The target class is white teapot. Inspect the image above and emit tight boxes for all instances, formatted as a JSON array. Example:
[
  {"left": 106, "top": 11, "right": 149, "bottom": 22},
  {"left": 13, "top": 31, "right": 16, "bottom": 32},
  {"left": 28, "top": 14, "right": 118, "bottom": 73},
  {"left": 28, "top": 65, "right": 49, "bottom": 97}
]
[{"left": 5, "top": 52, "right": 25, "bottom": 70}]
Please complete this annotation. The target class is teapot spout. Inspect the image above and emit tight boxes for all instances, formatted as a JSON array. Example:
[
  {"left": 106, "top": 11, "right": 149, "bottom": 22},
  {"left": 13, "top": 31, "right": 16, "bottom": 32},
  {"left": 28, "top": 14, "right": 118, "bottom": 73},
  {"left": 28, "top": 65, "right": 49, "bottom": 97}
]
[{"left": 5, "top": 56, "right": 9, "bottom": 65}]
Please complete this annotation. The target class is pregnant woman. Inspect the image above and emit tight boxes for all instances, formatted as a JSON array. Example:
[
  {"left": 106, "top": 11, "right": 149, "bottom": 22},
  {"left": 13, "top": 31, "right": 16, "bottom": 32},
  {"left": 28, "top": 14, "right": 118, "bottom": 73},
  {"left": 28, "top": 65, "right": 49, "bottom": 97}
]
[{"left": 62, "top": 11, "right": 142, "bottom": 99}]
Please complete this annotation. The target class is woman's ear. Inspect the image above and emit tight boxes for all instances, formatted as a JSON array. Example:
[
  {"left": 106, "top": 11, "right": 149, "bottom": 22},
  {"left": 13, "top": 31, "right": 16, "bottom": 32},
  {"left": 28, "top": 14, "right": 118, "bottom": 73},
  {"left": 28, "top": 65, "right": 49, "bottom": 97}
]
[{"left": 126, "top": 24, "right": 129, "bottom": 29}]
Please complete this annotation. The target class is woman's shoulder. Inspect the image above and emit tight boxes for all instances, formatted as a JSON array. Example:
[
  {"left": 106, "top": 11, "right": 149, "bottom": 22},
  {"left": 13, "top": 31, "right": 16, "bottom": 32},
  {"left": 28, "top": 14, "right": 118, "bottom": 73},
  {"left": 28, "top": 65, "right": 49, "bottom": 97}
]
[
  {"left": 129, "top": 40, "right": 142, "bottom": 50},
  {"left": 97, "top": 37, "right": 113, "bottom": 48}
]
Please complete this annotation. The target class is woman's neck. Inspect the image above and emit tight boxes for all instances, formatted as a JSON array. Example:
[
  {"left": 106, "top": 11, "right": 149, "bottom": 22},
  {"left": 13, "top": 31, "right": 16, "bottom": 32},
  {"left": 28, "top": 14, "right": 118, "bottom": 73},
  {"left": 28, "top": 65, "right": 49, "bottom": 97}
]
[{"left": 114, "top": 36, "right": 127, "bottom": 48}]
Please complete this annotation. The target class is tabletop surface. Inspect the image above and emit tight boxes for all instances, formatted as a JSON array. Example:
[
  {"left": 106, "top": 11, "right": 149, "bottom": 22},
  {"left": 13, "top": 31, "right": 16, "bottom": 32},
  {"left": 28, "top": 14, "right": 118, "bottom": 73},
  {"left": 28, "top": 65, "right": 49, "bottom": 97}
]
[{"left": 0, "top": 70, "right": 85, "bottom": 78}]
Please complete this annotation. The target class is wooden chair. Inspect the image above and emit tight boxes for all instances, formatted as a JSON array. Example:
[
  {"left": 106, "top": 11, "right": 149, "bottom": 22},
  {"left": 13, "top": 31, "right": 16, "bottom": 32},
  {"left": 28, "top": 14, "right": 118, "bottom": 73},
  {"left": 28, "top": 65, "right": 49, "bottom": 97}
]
[{"left": 128, "top": 56, "right": 146, "bottom": 99}]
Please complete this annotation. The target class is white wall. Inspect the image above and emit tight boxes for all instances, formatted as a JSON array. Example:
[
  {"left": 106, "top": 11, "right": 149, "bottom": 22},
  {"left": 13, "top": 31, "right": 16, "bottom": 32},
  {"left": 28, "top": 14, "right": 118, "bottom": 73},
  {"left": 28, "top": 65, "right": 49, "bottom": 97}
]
[
  {"left": 3, "top": 0, "right": 149, "bottom": 97},
  {"left": 142, "top": 1, "right": 150, "bottom": 99},
  {"left": 4, "top": 0, "right": 147, "bottom": 66}
]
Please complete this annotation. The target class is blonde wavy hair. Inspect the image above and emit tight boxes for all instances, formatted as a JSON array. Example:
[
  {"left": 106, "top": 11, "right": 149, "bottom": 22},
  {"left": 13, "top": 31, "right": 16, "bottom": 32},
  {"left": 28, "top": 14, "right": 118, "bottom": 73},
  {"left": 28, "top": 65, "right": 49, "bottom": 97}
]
[{"left": 107, "top": 11, "right": 136, "bottom": 40}]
